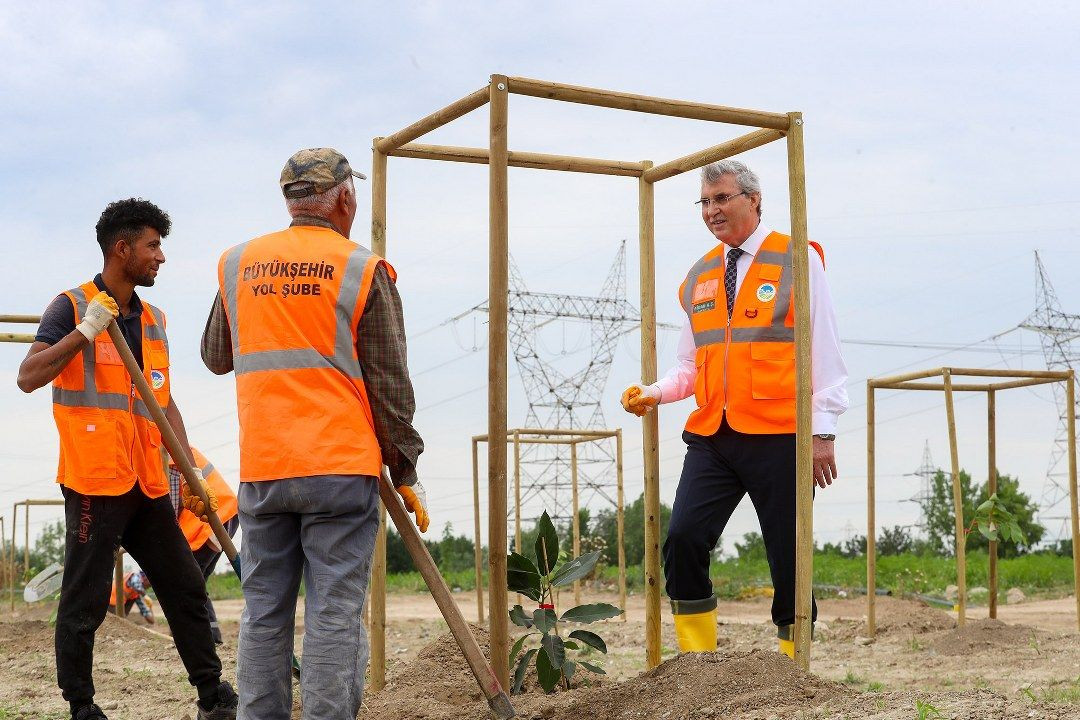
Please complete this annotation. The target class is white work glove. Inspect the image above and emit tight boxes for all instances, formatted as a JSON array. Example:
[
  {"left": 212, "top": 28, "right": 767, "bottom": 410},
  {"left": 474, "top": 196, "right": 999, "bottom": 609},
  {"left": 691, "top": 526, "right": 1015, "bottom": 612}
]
[
  {"left": 397, "top": 481, "right": 429, "bottom": 533},
  {"left": 75, "top": 291, "right": 119, "bottom": 341},
  {"left": 621, "top": 384, "right": 660, "bottom": 417},
  {"left": 181, "top": 468, "right": 218, "bottom": 522}
]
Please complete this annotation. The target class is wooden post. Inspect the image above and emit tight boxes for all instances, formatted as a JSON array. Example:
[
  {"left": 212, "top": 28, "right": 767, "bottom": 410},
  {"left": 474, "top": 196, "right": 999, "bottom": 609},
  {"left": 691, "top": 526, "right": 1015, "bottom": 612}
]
[
  {"left": 9, "top": 503, "right": 16, "bottom": 612},
  {"left": 488, "top": 74, "right": 511, "bottom": 692},
  {"left": 987, "top": 389, "right": 998, "bottom": 619},
  {"left": 866, "top": 382, "right": 876, "bottom": 637},
  {"left": 23, "top": 503, "right": 29, "bottom": 584},
  {"left": 639, "top": 161, "right": 662, "bottom": 669},
  {"left": 513, "top": 431, "right": 522, "bottom": 556},
  {"left": 943, "top": 369, "right": 966, "bottom": 626},
  {"left": 616, "top": 429, "right": 627, "bottom": 618},
  {"left": 369, "top": 139, "right": 389, "bottom": 690},
  {"left": 472, "top": 438, "right": 485, "bottom": 624},
  {"left": 787, "top": 112, "right": 814, "bottom": 670},
  {"left": 1067, "top": 373, "right": 1080, "bottom": 632},
  {"left": 571, "top": 442, "right": 581, "bottom": 607},
  {"left": 114, "top": 549, "right": 125, "bottom": 618}
]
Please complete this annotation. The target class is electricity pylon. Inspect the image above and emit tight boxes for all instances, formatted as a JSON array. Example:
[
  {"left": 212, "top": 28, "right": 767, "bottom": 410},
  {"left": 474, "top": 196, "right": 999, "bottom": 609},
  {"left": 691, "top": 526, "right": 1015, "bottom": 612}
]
[{"left": 1019, "top": 251, "right": 1080, "bottom": 539}]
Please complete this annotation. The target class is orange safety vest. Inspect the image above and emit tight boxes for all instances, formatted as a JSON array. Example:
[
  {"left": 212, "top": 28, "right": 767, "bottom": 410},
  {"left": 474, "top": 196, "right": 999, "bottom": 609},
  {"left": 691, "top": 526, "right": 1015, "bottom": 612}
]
[
  {"left": 678, "top": 231, "right": 824, "bottom": 436},
  {"left": 108, "top": 572, "right": 142, "bottom": 606},
  {"left": 218, "top": 225, "right": 391, "bottom": 482},
  {"left": 52, "top": 281, "right": 171, "bottom": 497},
  {"left": 177, "top": 447, "right": 238, "bottom": 551}
]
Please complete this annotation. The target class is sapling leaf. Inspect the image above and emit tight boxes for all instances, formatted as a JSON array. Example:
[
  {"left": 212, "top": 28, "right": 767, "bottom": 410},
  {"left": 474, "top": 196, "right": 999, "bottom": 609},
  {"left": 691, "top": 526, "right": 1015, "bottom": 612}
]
[
  {"left": 507, "top": 552, "right": 542, "bottom": 601},
  {"left": 560, "top": 602, "right": 623, "bottom": 624},
  {"left": 551, "top": 551, "right": 601, "bottom": 588},
  {"left": 976, "top": 498, "right": 995, "bottom": 513},
  {"left": 535, "top": 511, "right": 559, "bottom": 575},
  {"left": 509, "top": 634, "right": 531, "bottom": 667},
  {"left": 563, "top": 659, "right": 577, "bottom": 682},
  {"left": 543, "top": 633, "right": 566, "bottom": 669},
  {"left": 536, "top": 643, "right": 561, "bottom": 692},
  {"left": 979, "top": 525, "right": 996, "bottom": 541},
  {"left": 510, "top": 605, "right": 533, "bottom": 628},
  {"left": 532, "top": 608, "right": 557, "bottom": 634},
  {"left": 513, "top": 649, "right": 538, "bottom": 695},
  {"left": 563, "top": 641, "right": 580, "bottom": 650},
  {"left": 580, "top": 660, "right": 607, "bottom": 675},
  {"left": 569, "top": 629, "right": 608, "bottom": 654}
]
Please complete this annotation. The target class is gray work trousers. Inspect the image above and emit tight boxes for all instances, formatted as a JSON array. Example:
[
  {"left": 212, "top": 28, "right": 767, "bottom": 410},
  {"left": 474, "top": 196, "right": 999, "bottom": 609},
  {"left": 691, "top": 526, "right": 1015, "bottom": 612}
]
[{"left": 236, "top": 474, "right": 379, "bottom": 720}]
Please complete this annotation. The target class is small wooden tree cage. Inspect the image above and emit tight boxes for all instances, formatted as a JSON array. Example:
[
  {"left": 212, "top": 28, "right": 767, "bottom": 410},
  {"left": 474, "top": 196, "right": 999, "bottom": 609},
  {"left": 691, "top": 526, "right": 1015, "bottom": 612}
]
[
  {"left": 369, "top": 74, "right": 817, "bottom": 688},
  {"left": 471, "top": 428, "right": 627, "bottom": 623},
  {"left": 866, "top": 367, "right": 1080, "bottom": 635}
]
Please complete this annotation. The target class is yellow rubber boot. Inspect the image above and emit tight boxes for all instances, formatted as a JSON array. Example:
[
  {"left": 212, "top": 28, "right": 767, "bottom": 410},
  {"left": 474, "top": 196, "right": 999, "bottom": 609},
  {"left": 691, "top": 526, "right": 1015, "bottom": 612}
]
[
  {"left": 778, "top": 638, "right": 795, "bottom": 659},
  {"left": 673, "top": 609, "right": 717, "bottom": 652}
]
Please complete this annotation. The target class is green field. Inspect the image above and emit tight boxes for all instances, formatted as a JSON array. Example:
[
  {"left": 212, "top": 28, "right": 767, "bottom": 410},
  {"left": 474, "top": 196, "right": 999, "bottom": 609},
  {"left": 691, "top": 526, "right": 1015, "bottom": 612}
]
[{"left": 202, "top": 551, "right": 1076, "bottom": 602}]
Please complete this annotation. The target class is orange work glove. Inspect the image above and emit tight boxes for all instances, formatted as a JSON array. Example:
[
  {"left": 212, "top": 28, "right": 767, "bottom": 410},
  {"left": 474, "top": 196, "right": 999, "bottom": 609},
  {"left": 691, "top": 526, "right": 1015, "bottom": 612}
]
[
  {"left": 181, "top": 469, "right": 218, "bottom": 522},
  {"left": 620, "top": 384, "right": 660, "bottom": 417},
  {"left": 397, "top": 481, "right": 430, "bottom": 533}
]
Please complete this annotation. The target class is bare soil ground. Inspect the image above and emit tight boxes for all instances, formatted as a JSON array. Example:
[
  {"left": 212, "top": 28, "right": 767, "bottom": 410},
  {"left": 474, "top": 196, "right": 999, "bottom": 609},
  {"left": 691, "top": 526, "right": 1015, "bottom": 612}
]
[{"left": 2, "top": 591, "right": 1078, "bottom": 719}]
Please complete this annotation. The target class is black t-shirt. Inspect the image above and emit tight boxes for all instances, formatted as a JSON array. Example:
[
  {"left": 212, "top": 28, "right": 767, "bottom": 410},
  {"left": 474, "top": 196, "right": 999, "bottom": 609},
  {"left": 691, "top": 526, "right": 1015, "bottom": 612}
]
[{"left": 36, "top": 274, "right": 146, "bottom": 370}]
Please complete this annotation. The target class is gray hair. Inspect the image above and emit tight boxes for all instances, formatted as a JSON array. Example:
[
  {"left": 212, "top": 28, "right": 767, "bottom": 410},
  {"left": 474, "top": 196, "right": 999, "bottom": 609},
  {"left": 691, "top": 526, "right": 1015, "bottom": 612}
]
[
  {"left": 285, "top": 177, "right": 354, "bottom": 218},
  {"left": 700, "top": 160, "right": 762, "bottom": 216}
]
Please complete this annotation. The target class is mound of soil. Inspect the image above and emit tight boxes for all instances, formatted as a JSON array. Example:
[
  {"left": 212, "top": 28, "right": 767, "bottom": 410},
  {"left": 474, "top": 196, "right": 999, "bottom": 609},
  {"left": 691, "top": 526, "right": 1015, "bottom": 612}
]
[
  {"left": 822, "top": 596, "right": 955, "bottom": 639},
  {"left": 363, "top": 627, "right": 852, "bottom": 720},
  {"left": 929, "top": 618, "right": 1039, "bottom": 656}
]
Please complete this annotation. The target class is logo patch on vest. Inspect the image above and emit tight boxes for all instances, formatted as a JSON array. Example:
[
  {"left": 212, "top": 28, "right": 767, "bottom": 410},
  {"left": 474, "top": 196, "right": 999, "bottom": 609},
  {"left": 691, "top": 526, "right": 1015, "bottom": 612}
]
[
  {"left": 150, "top": 370, "right": 166, "bottom": 390},
  {"left": 691, "top": 279, "right": 719, "bottom": 303},
  {"left": 756, "top": 283, "right": 777, "bottom": 303},
  {"left": 692, "top": 300, "right": 715, "bottom": 313}
]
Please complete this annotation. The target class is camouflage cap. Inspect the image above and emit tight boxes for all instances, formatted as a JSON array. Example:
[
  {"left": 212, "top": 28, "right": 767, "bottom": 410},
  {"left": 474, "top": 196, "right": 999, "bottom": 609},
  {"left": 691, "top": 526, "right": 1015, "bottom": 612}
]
[{"left": 280, "top": 147, "right": 367, "bottom": 198}]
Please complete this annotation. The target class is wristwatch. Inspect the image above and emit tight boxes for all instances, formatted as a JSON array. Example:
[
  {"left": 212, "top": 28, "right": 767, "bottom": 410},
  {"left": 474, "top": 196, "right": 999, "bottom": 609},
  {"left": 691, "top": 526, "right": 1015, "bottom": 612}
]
[{"left": 813, "top": 434, "right": 836, "bottom": 441}]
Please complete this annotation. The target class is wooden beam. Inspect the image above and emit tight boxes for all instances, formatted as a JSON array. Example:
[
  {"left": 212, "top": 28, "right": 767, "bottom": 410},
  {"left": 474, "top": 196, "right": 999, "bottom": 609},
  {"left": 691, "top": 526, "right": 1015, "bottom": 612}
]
[
  {"left": 943, "top": 369, "right": 966, "bottom": 626},
  {"left": 878, "top": 382, "right": 989, "bottom": 392},
  {"left": 369, "top": 140, "right": 389, "bottom": 691},
  {"left": 866, "top": 383, "right": 876, "bottom": 637},
  {"left": 944, "top": 367, "right": 1071, "bottom": 379},
  {"left": 388, "top": 142, "right": 645, "bottom": 177},
  {"left": 870, "top": 368, "right": 944, "bottom": 387},
  {"left": 0, "top": 315, "right": 40, "bottom": 324},
  {"left": 987, "top": 389, "right": 998, "bottom": 620},
  {"left": 487, "top": 74, "right": 511, "bottom": 692},
  {"left": 376, "top": 86, "right": 490, "bottom": 152},
  {"left": 507, "top": 76, "right": 790, "bottom": 130},
  {"left": 571, "top": 442, "right": 581, "bottom": 607},
  {"left": 1067, "top": 373, "right": 1080, "bottom": 632},
  {"left": 987, "top": 377, "right": 1062, "bottom": 391},
  {"left": 616, "top": 429, "right": 627, "bottom": 620},
  {"left": 643, "top": 129, "right": 786, "bottom": 183},
  {"left": 0, "top": 333, "right": 36, "bottom": 343},
  {"left": 472, "top": 438, "right": 485, "bottom": 625},
  {"left": 639, "top": 161, "right": 662, "bottom": 669},
  {"left": 787, "top": 111, "right": 814, "bottom": 670}
]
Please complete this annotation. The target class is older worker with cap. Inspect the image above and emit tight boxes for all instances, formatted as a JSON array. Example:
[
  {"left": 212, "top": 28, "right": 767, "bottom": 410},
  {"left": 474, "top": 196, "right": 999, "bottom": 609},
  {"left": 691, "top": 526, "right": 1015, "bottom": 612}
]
[{"left": 201, "top": 148, "right": 426, "bottom": 720}]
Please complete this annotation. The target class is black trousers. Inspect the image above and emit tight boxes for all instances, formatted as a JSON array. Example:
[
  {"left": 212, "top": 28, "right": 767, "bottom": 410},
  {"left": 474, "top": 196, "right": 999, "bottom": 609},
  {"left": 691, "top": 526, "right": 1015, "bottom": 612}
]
[
  {"left": 191, "top": 515, "right": 239, "bottom": 643},
  {"left": 662, "top": 419, "right": 817, "bottom": 632},
  {"left": 56, "top": 484, "right": 222, "bottom": 707}
]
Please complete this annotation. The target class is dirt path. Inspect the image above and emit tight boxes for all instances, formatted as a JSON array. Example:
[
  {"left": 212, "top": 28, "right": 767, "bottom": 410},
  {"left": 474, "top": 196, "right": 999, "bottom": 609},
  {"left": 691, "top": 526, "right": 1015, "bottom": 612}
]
[{"left": 3, "top": 593, "right": 1079, "bottom": 719}]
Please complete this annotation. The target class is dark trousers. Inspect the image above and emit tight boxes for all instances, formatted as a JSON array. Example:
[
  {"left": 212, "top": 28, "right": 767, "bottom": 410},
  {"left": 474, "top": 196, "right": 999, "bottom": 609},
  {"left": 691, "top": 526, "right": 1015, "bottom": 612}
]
[
  {"left": 56, "top": 484, "right": 222, "bottom": 707},
  {"left": 191, "top": 515, "right": 239, "bottom": 643},
  {"left": 662, "top": 419, "right": 817, "bottom": 631}
]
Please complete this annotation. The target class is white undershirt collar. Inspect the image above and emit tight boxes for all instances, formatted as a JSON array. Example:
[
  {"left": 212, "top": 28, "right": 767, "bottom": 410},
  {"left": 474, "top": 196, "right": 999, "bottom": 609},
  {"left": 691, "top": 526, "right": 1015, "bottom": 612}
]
[{"left": 724, "top": 220, "right": 771, "bottom": 259}]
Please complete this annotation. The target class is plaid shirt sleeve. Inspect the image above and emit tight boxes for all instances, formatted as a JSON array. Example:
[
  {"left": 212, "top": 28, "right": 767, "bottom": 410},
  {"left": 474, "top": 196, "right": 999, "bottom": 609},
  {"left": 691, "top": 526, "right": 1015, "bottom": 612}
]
[
  {"left": 200, "top": 292, "right": 234, "bottom": 375},
  {"left": 358, "top": 263, "right": 424, "bottom": 486},
  {"left": 127, "top": 575, "right": 152, "bottom": 618}
]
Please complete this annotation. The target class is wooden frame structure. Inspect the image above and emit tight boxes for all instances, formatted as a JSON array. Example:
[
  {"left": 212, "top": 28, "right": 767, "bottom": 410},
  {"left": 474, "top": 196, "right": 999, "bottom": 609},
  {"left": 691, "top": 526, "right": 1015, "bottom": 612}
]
[
  {"left": 866, "top": 367, "right": 1080, "bottom": 635},
  {"left": 368, "top": 75, "right": 816, "bottom": 686},
  {"left": 9, "top": 498, "right": 64, "bottom": 611},
  {"left": 470, "top": 428, "right": 627, "bottom": 623}
]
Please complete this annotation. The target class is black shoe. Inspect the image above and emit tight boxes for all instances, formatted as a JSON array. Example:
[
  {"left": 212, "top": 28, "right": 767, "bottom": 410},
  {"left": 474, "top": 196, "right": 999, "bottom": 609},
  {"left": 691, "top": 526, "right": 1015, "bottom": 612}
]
[
  {"left": 73, "top": 704, "right": 108, "bottom": 720},
  {"left": 197, "top": 681, "right": 238, "bottom": 720}
]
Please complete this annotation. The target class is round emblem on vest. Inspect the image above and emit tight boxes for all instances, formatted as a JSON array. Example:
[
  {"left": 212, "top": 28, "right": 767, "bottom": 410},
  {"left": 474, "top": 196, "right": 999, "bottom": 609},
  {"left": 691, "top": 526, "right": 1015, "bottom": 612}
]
[
  {"left": 756, "top": 283, "right": 777, "bottom": 302},
  {"left": 150, "top": 370, "right": 166, "bottom": 390}
]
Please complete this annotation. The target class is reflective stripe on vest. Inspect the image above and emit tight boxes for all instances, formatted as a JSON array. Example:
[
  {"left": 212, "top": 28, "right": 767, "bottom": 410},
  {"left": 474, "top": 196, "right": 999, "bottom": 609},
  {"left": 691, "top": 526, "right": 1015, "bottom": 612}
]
[
  {"left": 681, "top": 244, "right": 795, "bottom": 347},
  {"left": 221, "top": 243, "right": 371, "bottom": 379}
]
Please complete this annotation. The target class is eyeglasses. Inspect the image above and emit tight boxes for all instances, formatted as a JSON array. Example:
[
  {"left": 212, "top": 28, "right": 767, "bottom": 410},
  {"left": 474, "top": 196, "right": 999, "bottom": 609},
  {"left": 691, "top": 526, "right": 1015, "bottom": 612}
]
[{"left": 695, "top": 191, "right": 748, "bottom": 208}]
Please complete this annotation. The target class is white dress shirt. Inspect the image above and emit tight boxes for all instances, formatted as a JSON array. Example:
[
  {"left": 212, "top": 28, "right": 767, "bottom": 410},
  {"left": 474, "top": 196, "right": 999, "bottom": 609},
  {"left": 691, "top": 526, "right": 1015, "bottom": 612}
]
[{"left": 650, "top": 222, "right": 849, "bottom": 435}]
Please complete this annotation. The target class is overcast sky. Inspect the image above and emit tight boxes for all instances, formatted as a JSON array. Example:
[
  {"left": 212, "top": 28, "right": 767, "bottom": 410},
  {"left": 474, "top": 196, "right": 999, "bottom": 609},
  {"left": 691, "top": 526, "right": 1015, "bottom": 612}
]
[{"left": 2, "top": 2, "right": 1078, "bottom": 559}]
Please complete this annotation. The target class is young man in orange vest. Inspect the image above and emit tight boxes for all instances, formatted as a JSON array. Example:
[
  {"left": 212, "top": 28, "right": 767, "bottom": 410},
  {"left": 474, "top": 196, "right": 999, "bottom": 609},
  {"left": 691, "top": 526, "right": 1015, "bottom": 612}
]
[
  {"left": 17, "top": 199, "right": 237, "bottom": 720},
  {"left": 621, "top": 160, "right": 848, "bottom": 658},
  {"left": 168, "top": 447, "right": 239, "bottom": 644},
  {"left": 201, "top": 148, "right": 426, "bottom": 720}
]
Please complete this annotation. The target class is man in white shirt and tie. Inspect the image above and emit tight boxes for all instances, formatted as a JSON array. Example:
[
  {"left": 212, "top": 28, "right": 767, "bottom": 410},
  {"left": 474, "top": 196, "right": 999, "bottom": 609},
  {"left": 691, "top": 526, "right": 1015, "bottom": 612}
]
[{"left": 621, "top": 159, "right": 848, "bottom": 658}]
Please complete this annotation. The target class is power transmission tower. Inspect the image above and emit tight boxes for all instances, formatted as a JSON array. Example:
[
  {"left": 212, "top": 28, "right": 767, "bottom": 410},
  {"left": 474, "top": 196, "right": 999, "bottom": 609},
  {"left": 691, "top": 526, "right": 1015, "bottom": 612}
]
[
  {"left": 908, "top": 441, "right": 937, "bottom": 535},
  {"left": 1019, "top": 251, "right": 1080, "bottom": 539},
  {"left": 459, "top": 241, "right": 673, "bottom": 524}
]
